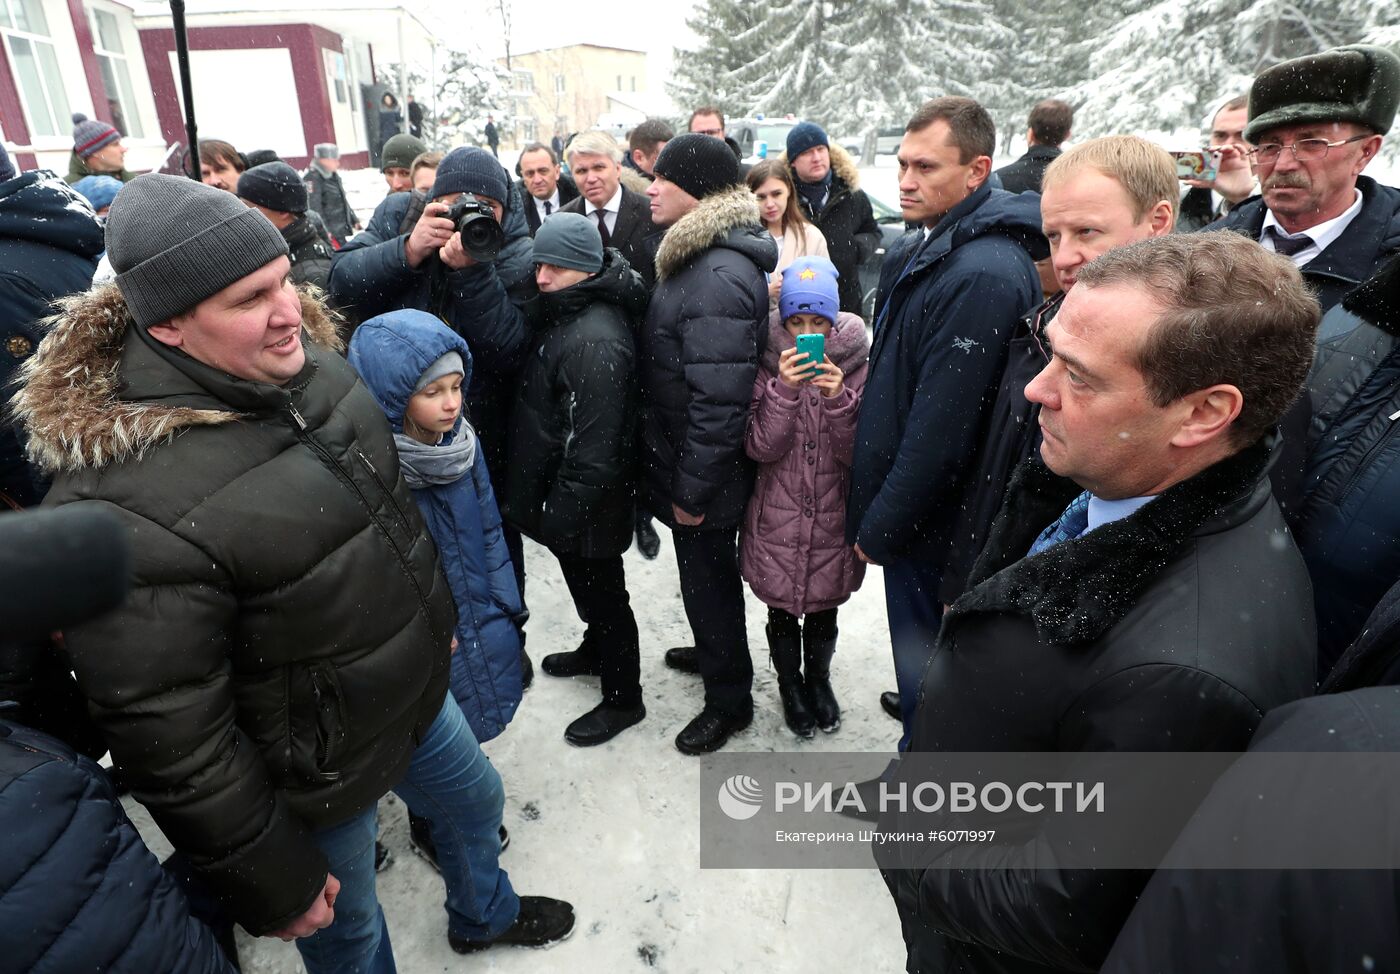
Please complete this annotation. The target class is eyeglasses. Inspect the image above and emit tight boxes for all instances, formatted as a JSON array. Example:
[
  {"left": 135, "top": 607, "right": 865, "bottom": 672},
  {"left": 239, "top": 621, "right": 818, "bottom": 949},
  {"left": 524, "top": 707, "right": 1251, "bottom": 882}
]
[
  {"left": 1249, "top": 134, "right": 1370, "bottom": 165},
  {"left": 692, "top": 127, "right": 724, "bottom": 137}
]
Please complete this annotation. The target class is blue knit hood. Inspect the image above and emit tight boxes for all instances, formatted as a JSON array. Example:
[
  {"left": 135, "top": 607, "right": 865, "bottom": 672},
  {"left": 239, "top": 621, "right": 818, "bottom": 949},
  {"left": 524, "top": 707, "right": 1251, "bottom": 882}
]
[{"left": 347, "top": 309, "right": 474, "bottom": 435}]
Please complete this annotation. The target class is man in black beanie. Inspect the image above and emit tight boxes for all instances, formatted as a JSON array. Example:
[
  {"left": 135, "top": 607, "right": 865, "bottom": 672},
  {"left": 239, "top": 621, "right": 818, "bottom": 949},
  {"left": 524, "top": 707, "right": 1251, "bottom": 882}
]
[
  {"left": 329, "top": 145, "right": 539, "bottom": 684},
  {"left": 641, "top": 133, "right": 778, "bottom": 753},
  {"left": 1211, "top": 44, "right": 1400, "bottom": 318},
  {"left": 14, "top": 172, "right": 574, "bottom": 968},
  {"left": 238, "top": 161, "right": 335, "bottom": 292}
]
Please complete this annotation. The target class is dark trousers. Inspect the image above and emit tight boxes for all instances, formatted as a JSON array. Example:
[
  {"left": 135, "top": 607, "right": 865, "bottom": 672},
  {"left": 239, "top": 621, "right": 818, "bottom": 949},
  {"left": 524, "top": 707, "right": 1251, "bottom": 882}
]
[
  {"left": 555, "top": 552, "right": 642, "bottom": 707},
  {"left": 766, "top": 606, "right": 838, "bottom": 642},
  {"left": 884, "top": 559, "right": 945, "bottom": 752},
  {"left": 673, "top": 526, "right": 753, "bottom": 717}
]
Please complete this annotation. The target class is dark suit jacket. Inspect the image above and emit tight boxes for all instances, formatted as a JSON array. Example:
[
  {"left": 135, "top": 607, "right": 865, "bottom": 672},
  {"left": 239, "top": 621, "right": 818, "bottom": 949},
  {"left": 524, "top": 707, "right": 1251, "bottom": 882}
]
[
  {"left": 562, "top": 184, "right": 660, "bottom": 289},
  {"left": 993, "top": 145, "right": 1061, "bottom": 195},
  {"left": 518, "top": 174, "right": 580, "bottom": 237}
]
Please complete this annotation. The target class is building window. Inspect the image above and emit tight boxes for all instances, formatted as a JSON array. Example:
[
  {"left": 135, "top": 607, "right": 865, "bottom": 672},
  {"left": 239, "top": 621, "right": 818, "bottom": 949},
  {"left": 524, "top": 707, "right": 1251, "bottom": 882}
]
[
  {"left": 630, "top": 76, "right": 636, "bottom": 92},
  {"left": 518, "top": 119, "right": 537, "bottom": 143},
  {"left": 554, "top": 74, "right": 565, "bottom": 94},
  {"left": 513, "top": 69, "right": 534, "bottom": 94},
  {"left": 0, "top": 0, "right": 73, "bottom": 138},
  {"left": 87, "top": 5, "right": 144, "bottom": 138},
  {"left": 324, "top": 49, "right": 349, "bottom": 105},
  {"left": 616, "top": 74, "right": 621, "bottom": 90}
]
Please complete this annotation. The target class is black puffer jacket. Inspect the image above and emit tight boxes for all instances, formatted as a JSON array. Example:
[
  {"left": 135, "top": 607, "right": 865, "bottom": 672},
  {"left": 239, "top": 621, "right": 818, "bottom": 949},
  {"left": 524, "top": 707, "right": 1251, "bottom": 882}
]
[
  {"left": 504, "top": 250, "right": 648, "bottom": 556},
  {"left": 14, "top": 287, "right": 455, "bottom": 936},
  {"left": 304, "top": 164, "right": 358, "bottom": 244},
  {"left": 640, "top": 185, "right": 778, "bottom": 529},
  {"left": 884, "top": 440, "right": 1316, "bottom": 974},
  {"left": 1294, "top": 253, "right": 1400, "bottom": 676},
  {"left": 0, "top": 720, "right": 235, "bottom": 974},
  {"left": 784, "top": 144, "right": 880, "bottom": 315},
  {"left": 284, "top": 213, "right": 334, "bottom": 291}
]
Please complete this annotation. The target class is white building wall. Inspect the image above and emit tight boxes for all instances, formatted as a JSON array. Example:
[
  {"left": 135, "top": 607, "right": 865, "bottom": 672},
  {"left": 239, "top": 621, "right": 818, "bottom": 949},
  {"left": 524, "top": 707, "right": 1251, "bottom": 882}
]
[{"left": 168, "top": 46, "right": 305, "bottom": 157}]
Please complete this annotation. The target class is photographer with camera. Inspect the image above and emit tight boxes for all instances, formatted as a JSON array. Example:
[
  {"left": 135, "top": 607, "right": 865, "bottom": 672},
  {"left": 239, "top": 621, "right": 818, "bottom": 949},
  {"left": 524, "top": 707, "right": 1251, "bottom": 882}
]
[{"left": 329, "top": 146, "right": 537, "bottom": 681}]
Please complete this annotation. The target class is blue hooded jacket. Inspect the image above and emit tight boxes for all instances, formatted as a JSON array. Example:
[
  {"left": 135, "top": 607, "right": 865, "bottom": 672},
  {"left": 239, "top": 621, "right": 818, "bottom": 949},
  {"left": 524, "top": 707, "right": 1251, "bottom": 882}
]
[
  {"left": 848, "top": 184, "right": 1046, "bottom": 566},
  {"left": 0, "top": 169, "right": 103, "bottom": 505},
  {"left": 347, "top": 310, "right": 523, "bottom": 742}
]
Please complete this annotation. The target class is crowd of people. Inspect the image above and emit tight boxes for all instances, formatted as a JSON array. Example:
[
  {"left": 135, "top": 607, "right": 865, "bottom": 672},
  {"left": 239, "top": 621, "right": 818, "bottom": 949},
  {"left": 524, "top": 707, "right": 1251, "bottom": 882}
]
[{"left": 2, "top": 35, "right": 1400, "bottom": 974}]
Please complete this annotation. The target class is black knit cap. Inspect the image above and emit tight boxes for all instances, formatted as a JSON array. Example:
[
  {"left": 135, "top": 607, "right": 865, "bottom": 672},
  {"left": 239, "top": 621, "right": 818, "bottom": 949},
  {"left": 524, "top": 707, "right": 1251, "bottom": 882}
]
[
  {"left": 237, "top": 161, "right": 308, "bottom": 214},
  {"left": 652, "top": 133, "right": 740, "bottom": 201},
  {"left": 1246, "top": 44, "right": 1400, "bottom": 143}
]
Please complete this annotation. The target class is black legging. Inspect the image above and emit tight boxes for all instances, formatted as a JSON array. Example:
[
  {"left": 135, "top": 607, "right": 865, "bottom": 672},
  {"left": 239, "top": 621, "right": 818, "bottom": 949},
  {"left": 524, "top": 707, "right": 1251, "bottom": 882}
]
[{"left": 767, "top": 606, "right": 838, "bottom": 642}]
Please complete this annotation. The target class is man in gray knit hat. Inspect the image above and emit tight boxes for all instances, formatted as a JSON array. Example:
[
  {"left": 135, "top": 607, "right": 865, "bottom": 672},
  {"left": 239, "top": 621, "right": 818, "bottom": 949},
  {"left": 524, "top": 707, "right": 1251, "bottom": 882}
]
[{"left": 15, "top": 173, "right": 574, "bottom": 969}]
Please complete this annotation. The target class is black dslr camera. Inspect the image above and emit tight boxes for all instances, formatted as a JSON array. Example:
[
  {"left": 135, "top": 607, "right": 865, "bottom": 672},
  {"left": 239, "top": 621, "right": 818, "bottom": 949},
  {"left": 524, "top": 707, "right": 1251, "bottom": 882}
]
[{"left": 445, "top": 193, "right": 504, "bottom": 262}]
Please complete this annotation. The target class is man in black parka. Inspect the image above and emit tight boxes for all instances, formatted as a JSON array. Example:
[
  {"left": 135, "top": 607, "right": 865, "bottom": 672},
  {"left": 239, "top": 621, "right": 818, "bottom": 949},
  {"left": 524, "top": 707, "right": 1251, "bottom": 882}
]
[
  {"left": 882, "top": 232, "right": 1321, "bottom": 974},
  {"left": 15, "top": 175, "right": 571, "bottom": 968},
  {"left": 503, "top": 213, "right": 650, "bottom": 747},
  {"left": 640, "top": 133, "right": 778, "bottom": 755}
]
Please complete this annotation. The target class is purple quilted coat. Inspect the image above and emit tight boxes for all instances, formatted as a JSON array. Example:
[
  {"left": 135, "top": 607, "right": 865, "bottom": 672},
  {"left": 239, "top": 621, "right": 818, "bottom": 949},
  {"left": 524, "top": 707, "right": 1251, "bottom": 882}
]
[{"left": 740, "top": 308, "right": 869, "bottom": 616}]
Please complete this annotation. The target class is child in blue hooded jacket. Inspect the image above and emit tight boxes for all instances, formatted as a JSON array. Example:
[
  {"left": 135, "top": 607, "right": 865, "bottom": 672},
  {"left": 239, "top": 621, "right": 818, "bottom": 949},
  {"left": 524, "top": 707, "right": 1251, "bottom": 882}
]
[{"left": 347, "top": 309, "right": 531, "bottom": 875}]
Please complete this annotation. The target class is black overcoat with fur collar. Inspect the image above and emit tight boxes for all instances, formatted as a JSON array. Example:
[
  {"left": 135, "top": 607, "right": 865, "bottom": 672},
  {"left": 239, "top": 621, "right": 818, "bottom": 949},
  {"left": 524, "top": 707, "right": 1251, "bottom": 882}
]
[
  {"left": 883, "top": 439, "right": 1316, "bottom": 974},
  {"left": 13, "top": 286, "right": 455, "bottom": 936}
]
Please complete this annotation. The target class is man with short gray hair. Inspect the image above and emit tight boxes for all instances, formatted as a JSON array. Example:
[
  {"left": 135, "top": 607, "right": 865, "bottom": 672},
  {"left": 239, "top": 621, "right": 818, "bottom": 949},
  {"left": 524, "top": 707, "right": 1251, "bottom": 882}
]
[
  {"left": 884, "top": 230, "right": 1320, "bottom": 974},
  {"left": 561, "top": 130, "right": 659, "bottom": 289}
]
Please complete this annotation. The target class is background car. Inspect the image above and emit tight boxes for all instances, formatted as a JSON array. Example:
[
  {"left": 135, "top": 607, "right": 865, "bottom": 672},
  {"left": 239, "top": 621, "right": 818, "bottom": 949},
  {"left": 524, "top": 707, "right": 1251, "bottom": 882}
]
[
  {"left": 726, "top": 118, "right": 799, "bottom": 163},
  {"left": 858, "top": 189, "right": 913, "bottom": 322}
]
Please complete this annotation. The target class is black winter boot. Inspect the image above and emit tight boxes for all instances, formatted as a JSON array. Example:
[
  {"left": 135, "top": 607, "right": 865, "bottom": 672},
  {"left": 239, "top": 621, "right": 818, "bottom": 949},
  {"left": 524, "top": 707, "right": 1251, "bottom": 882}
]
[
  {"left": 803, "top": 631, "right": 841, "bottom": 733},
  {"left": 767, "top": 624, "right": 816, "bottom": 738}
]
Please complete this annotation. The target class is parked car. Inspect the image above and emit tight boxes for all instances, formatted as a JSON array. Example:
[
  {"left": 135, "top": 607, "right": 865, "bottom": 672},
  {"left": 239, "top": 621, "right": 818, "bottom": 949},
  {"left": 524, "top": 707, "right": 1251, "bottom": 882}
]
[
  {"left": 726, "top": 117, "right": 800, "bottom": 163},
  {"left": 858, "top": 189, "right": 913, "bottom": 322}
]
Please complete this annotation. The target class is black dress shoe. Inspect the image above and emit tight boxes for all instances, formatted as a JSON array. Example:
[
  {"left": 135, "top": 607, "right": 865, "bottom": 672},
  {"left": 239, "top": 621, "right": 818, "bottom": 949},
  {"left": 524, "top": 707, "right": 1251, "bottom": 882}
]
[
  {"left": 565, "top": 700, "right": 646, "bottom": 746},
  {"left": 675, "top": 707, "right": 752, "bottom": 755},
  {"left": 880, "top": 691, "right": 902, "bottom": 721},
  {"left": 499, "top": 825, "right": 510, "bottom": 852},
  {"left": 519, "top": 647, "right": 534, "bottom": 690},
  {"left": 664, "top": 645, "right": 700, "bottom": 674},
  {"left": 541, "top": 650, "right": 603, "bottom": 678},
  {"left": 448, "top": 895, "right": 576, "bottom": 952},
  {"left": 635, "top": 516, "right": 661, "bottom": 560},
  {"left": 374, "top": 840, "right": 393, "bottom": 872}
]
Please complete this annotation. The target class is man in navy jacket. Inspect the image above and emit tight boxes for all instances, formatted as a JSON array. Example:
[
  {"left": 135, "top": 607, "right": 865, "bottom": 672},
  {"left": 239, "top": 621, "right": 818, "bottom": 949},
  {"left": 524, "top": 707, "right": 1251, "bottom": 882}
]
[{"left": 848, "top": 97, "right": 1044, "bottom": 749}]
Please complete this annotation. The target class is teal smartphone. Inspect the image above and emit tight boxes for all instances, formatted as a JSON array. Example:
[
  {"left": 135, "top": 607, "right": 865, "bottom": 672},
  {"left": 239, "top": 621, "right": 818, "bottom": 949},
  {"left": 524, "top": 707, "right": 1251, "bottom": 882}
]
[{"left": 794, "top": 333, "right": 825, "bottom": 380}]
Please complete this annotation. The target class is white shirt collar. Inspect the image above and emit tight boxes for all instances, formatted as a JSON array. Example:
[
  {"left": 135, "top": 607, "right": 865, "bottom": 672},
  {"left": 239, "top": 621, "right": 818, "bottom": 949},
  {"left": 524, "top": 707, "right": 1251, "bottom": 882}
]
[
  {"left": 1261, "top": 188, "right": 1364, "bottom": 265},
  {"left": 535, "top": 189, "right": 559, "bottom": 212},
  {"left": 586, "top": 184, "right": 624, "bottom": 217}
]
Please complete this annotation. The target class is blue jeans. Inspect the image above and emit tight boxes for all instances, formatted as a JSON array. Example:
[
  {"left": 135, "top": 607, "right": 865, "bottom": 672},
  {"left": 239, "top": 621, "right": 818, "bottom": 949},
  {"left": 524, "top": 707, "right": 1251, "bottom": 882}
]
[
  {"left": 296, "top": 695, "right": 520, "bottom": 974},
  {"left": 883, "top": 560, "right": 945, "bottom": 752}
]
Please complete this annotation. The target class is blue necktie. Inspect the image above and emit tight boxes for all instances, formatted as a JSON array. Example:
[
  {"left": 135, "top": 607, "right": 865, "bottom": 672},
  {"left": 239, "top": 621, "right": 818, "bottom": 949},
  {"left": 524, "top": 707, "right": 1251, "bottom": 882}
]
[{"left": 1028, "top": 491, "right": 1092, "bottom": 556}]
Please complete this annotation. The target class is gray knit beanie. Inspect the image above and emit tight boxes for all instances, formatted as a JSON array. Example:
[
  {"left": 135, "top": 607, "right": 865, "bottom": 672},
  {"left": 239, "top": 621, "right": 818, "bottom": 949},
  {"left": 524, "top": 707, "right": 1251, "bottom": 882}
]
[
  {"left": 106, "top": 174, "right": 290, "bottom": 328},
  {"left": 533, "top": 212, "right": 603, "bottom": 273},
  {"left": 414, "top": 351, "right": 464, "bottom": 392}
]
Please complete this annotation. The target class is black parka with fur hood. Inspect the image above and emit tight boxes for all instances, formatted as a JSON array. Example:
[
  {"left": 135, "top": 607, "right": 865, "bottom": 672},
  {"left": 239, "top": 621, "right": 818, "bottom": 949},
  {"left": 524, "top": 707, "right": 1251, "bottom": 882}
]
[
  {"left": 639, "top": 185, "right": 778, "bottom": 529},
  {"left": 14, "top": 286, "right": 455, "bottom": 936}
]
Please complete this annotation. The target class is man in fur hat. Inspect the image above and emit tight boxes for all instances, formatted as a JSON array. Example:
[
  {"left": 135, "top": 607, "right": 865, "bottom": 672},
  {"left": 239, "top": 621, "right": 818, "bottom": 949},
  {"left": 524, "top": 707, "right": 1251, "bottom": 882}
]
[{"left": 1211, "top": 44, "right": 1400, "bottom": 319}]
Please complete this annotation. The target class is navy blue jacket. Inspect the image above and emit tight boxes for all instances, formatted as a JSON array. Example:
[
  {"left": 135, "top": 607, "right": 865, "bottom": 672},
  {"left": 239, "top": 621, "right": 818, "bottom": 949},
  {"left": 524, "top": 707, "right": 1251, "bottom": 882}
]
[
  {"left": 0, "top": 719, "right": 234, "bottom": 974},
  {"left": 847, "top": 185, "right": 1045, "bottom": 565},
  {"left": 348, "top": 311, "right": 523, "bottom": 742},
  {"left": 1210, "top": 175, "right": 1400, "bottom": 322},
  {"left": 329, "top": 182, "right": 535, "bottom": 492},
  {"left": 1294, "top": 253, "right": 1400, "bottom": 677},
  {"left": 0, "top": 170, "right": 102, "bottom": 506}
]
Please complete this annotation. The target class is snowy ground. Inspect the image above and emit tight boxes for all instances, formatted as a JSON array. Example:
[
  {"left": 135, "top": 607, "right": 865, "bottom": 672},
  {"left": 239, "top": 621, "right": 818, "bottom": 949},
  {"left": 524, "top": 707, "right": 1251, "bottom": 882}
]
[{"left": 124, "top": 529, "right": 908, "bottom": 973}]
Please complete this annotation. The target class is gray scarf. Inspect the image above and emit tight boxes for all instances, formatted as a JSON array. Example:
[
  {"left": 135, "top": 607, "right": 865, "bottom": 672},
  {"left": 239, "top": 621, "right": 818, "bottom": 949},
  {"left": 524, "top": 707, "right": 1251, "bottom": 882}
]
[{"left": 394, "top": 418, "right": 478, "bottom": 488}]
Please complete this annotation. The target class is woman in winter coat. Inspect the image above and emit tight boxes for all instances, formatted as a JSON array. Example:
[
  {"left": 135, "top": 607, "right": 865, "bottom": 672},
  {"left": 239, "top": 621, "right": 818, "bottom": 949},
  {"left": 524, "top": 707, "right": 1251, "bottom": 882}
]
[
  {"left": 747, "top": 160, "right": 828, "bottom": 308},
  {"left": 503, "top": 213, "right": 650, "bottom": 747},
  {"left": 377, "top": 93, "right": 404, "bottom": 163},
  {"left": 346, "top": 309, "right": 524, "bottom": 859},
  {"left": 740, "top": 256, "right": 868, "bottom": 736}
]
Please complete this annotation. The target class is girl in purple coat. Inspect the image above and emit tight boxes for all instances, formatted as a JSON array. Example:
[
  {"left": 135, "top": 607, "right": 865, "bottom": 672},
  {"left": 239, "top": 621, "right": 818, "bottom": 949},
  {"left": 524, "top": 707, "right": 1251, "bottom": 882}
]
[{"left": 741, "top": 257, "right": 869, "bottom": 737}]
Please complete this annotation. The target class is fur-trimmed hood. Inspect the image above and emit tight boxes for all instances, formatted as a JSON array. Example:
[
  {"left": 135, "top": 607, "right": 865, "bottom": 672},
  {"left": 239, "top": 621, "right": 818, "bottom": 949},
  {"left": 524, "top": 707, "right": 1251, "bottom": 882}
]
[
  {"left": 618, "top": 166, "right": 652, "bottom": 197},
  {"left": 15, "top": 284, "right": 344, "bottom": 475},
  {"left": 654, "top": 184, "right": 777, "bottom": 281},
  {"left": 773, "top": 141, "right": 861, "bottom": 193},
  {"left": 954, "top": 437, "right": 1277, "bottom": 646}
]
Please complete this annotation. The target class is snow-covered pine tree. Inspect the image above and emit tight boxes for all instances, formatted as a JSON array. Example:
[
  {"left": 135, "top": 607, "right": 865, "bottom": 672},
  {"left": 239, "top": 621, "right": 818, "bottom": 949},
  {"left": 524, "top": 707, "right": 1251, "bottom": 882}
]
[{"left": 668, "top": 0, "right": 768, "bottom": 119}]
